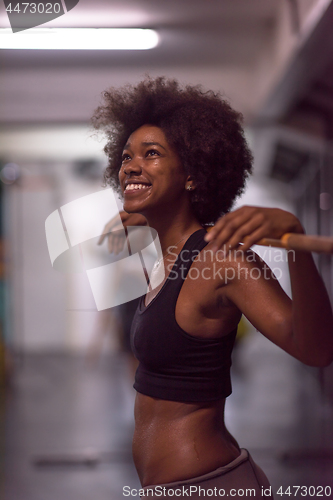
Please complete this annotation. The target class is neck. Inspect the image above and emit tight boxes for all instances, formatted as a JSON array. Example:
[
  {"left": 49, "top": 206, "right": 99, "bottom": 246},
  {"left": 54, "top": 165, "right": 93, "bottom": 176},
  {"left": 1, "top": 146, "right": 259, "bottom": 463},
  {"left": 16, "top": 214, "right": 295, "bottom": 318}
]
[{"left": 143, "top": 206, "right": 202, "bottom": 253}]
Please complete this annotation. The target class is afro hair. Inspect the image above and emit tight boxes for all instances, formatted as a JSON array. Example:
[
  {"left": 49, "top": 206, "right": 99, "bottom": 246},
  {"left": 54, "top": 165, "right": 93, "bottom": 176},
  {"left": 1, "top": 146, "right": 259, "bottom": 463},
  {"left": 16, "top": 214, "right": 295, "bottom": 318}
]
[{"left": 91, "top": 76, "right": 253, "bottom": 225}]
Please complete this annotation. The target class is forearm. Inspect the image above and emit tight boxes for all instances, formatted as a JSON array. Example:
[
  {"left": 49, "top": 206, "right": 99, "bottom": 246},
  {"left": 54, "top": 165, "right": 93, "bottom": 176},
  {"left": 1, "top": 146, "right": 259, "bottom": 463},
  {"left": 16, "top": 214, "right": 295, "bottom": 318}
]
[{"left": 288, "top": 250, "right": 333, "bottom": 366}]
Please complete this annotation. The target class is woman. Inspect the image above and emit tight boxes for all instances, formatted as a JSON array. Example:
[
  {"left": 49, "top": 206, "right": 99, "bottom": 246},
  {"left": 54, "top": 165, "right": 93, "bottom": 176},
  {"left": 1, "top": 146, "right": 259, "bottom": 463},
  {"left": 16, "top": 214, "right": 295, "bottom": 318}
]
[{"left": 93, "top": 77, "right": 333, "bottom": 498}]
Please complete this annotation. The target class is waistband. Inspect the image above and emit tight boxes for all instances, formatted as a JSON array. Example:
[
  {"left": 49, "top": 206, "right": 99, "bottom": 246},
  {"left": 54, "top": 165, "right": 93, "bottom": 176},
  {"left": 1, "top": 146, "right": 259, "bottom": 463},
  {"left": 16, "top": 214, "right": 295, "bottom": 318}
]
[{"left": 141, "top": 448, "right": 249, "bottom": 492}]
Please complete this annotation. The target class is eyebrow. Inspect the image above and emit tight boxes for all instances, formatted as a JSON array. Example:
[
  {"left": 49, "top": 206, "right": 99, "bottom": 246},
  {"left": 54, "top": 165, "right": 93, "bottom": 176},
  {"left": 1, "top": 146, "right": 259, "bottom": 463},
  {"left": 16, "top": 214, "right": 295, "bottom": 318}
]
[{"left": 123, "top": 141, "right": 167, "bottom": 152}]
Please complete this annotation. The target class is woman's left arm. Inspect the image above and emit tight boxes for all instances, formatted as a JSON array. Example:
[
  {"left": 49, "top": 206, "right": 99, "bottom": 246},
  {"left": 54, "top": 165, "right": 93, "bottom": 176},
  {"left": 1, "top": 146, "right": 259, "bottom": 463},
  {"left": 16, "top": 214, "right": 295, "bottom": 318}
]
[{"left": 206, "top": 206, "right": 333, "bottom": 367}]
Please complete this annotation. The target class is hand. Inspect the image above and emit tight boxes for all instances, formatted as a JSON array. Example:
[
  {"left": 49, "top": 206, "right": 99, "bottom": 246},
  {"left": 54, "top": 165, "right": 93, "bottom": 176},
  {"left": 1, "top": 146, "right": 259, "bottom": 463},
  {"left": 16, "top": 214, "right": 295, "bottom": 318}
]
[
  {"left": 98, "top": 211, "right": 147, "bottom": 254},
  {"left": 205, "top": 206, "right": 304, "bottom": 252}
]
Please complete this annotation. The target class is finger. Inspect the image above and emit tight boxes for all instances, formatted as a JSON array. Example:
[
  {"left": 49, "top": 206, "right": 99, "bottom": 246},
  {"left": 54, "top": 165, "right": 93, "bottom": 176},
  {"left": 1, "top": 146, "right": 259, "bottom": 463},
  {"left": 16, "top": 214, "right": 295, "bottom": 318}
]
[
  {"left": 222, "top": 214, "right": 266, "bottom": 251},
  {"left": 114, "top": 234, "right": 127, "bottom": 255},
  {"left": 115, "top": 236, "right": 123, "bottom": 255},
  {"left": 98, "top": 232, "right": 107, "bottom": 245},
  {"left": 209, "top": 212, "right": 255, "bottom": 251},
  {"left": 241, "top": 226, "right": 269, "bottom": 252},
  {"left": 204, "top": 214, "right": 231, "bottom": 242},
  {"left": 98, "top": 221, "right": 112, "bottom": 245},
  {"left": 110, "top": 222, "right": 124, "bottom": 232},
  {"left": 108, "top": 233, "right": 123, "bottom": 254},
  {"left": 98, "top": 215, "right": 125, "bottom": 245},
  {"left": 119, "top": 238, "right": 127, "bottom": 254},
  {"left": 115, "top": 234, "right": 124, "bottom": 255},
  {"left": 204, "top": 208, "right": 248, "bottom": 242},
  {"left": 108, "top": 234, "right": 115, "bottom": 253},
  {"left": 113, "top": 236, "right": 119, "bottom": 255}
]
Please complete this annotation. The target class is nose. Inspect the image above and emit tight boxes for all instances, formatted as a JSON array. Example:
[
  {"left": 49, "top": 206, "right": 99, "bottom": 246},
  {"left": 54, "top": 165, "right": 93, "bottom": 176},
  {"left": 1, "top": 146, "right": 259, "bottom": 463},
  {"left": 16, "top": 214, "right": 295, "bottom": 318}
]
[{"left": 122, "top": 156, "right": 142, "bottom": 176}]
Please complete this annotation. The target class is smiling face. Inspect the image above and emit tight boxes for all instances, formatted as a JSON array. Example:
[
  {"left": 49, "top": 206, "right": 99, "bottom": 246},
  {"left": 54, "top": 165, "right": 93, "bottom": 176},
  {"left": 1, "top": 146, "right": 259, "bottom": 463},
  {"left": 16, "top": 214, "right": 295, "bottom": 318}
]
[{"left": 119, "top": 125, "right": 188, "bottom": 216}]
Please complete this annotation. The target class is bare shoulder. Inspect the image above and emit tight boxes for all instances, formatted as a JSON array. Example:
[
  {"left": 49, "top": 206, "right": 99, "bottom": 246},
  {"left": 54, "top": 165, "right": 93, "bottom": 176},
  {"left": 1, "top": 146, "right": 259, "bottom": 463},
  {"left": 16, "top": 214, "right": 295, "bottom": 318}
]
[{"left": 190, "top": 243, "right": 274, "bottom": 287}]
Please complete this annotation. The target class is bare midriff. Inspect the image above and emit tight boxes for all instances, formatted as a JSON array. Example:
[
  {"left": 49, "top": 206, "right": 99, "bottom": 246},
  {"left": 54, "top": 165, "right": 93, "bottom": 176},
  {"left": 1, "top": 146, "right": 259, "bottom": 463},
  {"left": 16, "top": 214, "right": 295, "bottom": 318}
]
[{"left": 133, "top": 392, "right": 241, "bottom": 487}]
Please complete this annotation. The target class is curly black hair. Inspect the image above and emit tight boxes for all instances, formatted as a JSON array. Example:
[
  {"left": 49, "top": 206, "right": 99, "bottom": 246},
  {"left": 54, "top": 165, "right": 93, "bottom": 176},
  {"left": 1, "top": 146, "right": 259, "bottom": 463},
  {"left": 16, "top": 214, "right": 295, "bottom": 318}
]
[{"left": 91, "top": 76, "right": 253, "bottom": 225}]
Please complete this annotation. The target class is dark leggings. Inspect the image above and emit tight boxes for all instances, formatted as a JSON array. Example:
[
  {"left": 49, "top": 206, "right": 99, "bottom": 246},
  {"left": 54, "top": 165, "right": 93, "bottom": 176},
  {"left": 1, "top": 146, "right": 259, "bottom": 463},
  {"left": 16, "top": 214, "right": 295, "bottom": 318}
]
[{"left": 140, "top": 449, "right": 273, "bottom": 499}]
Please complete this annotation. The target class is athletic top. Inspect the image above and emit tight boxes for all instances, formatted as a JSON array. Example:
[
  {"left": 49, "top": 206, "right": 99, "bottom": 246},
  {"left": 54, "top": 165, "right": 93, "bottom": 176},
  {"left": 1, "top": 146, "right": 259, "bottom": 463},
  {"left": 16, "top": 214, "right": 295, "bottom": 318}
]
[{"left": 131, "top": 229, "right": 237, "bottom": 402}]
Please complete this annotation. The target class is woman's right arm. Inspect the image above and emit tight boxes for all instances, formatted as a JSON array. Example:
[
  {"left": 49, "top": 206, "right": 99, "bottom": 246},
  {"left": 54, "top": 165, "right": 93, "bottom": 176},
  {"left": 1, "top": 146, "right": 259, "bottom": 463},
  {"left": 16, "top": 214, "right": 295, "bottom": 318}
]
[{"left": 98, "top": 211, "right": 147, "bottom": 254}]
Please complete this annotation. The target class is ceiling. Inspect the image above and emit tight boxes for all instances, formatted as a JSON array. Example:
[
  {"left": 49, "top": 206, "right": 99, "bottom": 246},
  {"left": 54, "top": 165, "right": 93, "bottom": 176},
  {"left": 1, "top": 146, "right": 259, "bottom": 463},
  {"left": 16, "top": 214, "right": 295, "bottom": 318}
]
[
  {"left": 1, "top": 0, "right": 332, "bottom": 126},
  {"left": 0, "top": 0, "right": 284, "bottom": 125},
  {"left": 0, "top": 0, "right": 279, "bottom": 29},
  {"left": 0, "top": 0, "right": 279, "bottom": 69}
]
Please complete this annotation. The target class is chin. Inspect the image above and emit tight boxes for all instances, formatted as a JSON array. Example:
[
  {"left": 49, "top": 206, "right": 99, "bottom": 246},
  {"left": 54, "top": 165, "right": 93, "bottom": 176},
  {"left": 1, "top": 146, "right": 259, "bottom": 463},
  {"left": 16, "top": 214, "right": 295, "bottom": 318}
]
[
  {"left": 123, "top": 200, "right": 139, "bottom": 212},
  {"left": 123, "top": 197, "right": 154, "bottom": 216},
  {"left": 123, "top": 201, "right": 146, "bottom": 215}
]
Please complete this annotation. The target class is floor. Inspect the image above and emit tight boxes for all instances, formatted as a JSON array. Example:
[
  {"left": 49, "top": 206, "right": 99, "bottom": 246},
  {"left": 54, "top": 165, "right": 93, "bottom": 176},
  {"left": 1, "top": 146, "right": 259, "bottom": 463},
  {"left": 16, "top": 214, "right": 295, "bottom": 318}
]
[{"left": 4, "top": 331, "right": 333, "bottom": 500}]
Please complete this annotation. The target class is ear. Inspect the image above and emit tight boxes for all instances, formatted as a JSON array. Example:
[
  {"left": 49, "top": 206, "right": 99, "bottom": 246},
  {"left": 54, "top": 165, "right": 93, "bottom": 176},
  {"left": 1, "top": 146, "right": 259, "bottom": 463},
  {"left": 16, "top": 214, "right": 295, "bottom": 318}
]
[{"left": 185, "top": 175, "right": 196, "bottom": 191}]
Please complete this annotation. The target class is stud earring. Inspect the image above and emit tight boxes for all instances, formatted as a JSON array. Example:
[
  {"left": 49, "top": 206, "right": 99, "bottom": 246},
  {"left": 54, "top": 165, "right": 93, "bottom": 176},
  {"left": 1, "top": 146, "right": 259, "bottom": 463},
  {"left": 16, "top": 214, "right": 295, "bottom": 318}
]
[{"left": 186, "top": 185, "right": 192, "bottom": 191}]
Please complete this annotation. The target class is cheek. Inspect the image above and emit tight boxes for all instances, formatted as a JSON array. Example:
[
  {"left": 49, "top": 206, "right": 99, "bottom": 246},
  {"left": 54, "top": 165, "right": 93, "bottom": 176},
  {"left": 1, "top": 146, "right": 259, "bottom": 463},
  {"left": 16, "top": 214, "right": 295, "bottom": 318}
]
[
  {"left": 171, "top": 167, "right": 187, "bottom": 187},
  {"left": 118, "top": 165, "right": 124, "bottom": 183}
]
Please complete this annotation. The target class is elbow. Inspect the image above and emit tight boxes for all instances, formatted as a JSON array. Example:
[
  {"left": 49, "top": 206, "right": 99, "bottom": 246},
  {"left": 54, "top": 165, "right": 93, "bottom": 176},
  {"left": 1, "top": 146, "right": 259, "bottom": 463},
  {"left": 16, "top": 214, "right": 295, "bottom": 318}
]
[
  {"left": 301, "top": 350, "right": 333, "bottom": 368},
  {"left": 303, "top": 359, "right": 333, "bottom": 368},
  {"left": 315, "top": 354, "right": 333, "bottom": 368},
  {"left": 291, "top": 325, "right": 333, "bottom": 368}
]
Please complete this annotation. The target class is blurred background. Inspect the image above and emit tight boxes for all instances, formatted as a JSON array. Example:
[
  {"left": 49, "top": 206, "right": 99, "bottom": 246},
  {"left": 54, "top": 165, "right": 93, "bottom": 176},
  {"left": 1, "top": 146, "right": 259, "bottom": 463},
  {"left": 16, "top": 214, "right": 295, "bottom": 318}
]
[{"left": 1, "top": 0, "right": 333, "bottom": 499}]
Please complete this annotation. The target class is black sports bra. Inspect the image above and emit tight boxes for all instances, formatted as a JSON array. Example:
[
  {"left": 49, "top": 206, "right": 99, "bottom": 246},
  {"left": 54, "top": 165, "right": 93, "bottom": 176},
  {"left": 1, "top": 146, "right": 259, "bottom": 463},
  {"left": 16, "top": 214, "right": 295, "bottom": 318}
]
[{"left": 131, "top": 229, "right": 237, "bottom": 402}]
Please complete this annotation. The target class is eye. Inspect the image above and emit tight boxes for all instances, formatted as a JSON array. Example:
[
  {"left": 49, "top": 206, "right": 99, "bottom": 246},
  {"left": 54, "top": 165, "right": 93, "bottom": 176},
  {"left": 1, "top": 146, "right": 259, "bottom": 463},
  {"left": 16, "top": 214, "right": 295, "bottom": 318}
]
[
  {"left": 146, "top": 149, "right": 160, "bottom": 157},
  {"left": 121, "top": 153, "right": 131, "bottom": 162}
]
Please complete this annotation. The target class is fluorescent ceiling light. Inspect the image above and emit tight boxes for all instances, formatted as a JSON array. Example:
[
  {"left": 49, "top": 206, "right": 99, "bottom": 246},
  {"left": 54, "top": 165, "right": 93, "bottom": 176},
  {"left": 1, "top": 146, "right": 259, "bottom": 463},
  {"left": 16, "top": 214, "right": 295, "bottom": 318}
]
[{"left": 0, "top": 28, "right": 159, "bottom": 50}]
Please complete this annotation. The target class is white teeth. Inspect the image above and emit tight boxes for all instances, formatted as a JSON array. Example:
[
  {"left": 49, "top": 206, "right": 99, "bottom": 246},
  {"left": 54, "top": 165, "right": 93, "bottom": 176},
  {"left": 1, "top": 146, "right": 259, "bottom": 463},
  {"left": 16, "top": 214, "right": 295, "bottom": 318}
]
[{"left": 125, "top": 183, "right": 150, "bottom": 191}]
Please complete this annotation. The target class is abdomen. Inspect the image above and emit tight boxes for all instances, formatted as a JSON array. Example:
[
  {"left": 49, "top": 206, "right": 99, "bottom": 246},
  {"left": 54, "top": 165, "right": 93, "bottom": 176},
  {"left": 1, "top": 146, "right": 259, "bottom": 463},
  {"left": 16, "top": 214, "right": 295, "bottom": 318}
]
[{"left": 133, "top": 392, "right": 240, "bottom": 487}]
